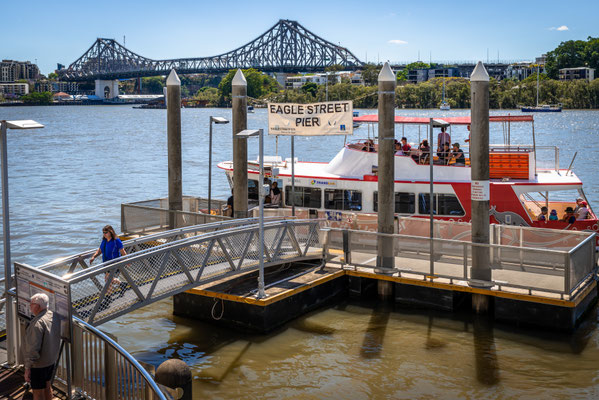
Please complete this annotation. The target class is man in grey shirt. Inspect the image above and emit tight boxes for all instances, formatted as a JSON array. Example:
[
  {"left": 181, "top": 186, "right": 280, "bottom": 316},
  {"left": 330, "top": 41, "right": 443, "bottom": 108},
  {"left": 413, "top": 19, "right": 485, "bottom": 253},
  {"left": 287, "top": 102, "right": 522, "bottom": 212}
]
[{"left": 23, "top": 293, "right": 61, "bottom": 400}]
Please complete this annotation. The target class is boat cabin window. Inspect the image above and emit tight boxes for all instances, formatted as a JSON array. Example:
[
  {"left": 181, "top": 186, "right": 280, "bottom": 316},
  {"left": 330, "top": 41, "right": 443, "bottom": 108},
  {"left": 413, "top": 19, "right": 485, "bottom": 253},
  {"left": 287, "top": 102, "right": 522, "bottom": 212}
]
[
  {"left": 418, "top": 193, "right": 465, "bottom": 216},
  {"left": 284, "top": 186, "right": 322, "bottom": 208},
  {"left": 248, "top": 179, "right": 259, "bottom": 200},
  {"left": 373, "top": 192, "right": 416, "bottom": 214},
  {"left": 324, "top": 189, "right": 362, "bottom": 211}
]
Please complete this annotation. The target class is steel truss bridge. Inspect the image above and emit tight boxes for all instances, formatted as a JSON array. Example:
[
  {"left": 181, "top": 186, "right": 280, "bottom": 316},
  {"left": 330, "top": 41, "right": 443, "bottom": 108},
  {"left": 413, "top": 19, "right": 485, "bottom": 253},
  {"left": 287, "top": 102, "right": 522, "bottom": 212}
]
[{"left": 58, "top": 19, "right": 364, "bottom": 81}]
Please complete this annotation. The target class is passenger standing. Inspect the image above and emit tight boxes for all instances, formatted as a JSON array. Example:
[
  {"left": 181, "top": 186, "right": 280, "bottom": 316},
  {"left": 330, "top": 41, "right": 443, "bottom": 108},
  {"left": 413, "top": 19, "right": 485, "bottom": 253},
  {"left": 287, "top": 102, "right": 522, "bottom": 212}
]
[
  {"left": 437, "top": 126, "right": 451, "bottom": 151},
  {"left": 23, "top": 293, "right": 61, "bottom": 400}
]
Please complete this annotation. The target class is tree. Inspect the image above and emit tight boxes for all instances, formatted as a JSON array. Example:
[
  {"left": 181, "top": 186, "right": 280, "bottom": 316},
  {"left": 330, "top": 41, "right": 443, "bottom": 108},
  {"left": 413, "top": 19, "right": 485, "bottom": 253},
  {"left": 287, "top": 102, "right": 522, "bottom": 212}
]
[
  {"left": 300, "top": 82, "right": 318, "bottom": 97},
  {"left": 360, "top": 63, "right": 382, "bottom": 86},
  {"left": 21, "top": 92, "right": 53, "bottom": 104},
  {"left": 545, "top": 38, "right": 596, "bottom": 78},
  {"left": 47, "top": 72, "right": 58, "bottom": 80},
  {"left": 142, "top": 76, "right": 164, "bottom": 94},
  {"left": 218, "top": 68, "right": 279, "bottom": 99}
]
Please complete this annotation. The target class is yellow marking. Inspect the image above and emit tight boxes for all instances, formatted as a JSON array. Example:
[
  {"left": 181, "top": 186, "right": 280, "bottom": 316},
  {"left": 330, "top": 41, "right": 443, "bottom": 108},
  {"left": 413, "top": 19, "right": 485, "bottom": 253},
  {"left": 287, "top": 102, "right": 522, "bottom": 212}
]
[{"left": 186, "top": 270, "right": 345, "bottom": 306}]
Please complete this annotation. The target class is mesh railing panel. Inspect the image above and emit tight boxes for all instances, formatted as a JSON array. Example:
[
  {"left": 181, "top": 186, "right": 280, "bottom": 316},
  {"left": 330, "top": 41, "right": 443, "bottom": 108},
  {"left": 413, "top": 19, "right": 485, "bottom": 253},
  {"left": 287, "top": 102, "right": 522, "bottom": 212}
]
[
  {"left": 67, "top": 220, "right": 321, "bottom": 325},
  {"left": 569, "top": 238, "right": 596, "bottom": 293}
]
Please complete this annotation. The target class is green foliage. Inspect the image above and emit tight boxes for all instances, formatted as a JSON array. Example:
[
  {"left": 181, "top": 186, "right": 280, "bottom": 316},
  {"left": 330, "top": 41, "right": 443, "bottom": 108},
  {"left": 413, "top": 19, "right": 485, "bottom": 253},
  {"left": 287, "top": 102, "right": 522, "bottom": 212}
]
[
  {"left": 194, "top": 87, "right": 221, "bottom": 106},
  {"left": 218, "top": 68, "right": 280, "bottom": 99},
  {"left": 521, "top": 72, "right": 549, "bottom": 84},
  {"left": 361, "top": 63, "right": 382, "bottom": 86},
  {"left": 406, "top": 62, "right": 430, "bottom": 70},
  {"left": 47, "top": 72, "right": 58, "bottom": 80},
  {"left": 21, "top": 92, "right": 53, "bottom": 104},
  {"left": 142, "top": 76, "right": 164, "bottom": 94},
  {"left": 545, "top": 36, "right": 599, "bottom": 78},
  {"left": 301, "top": 82, "right": 318, "bottom": 96}
]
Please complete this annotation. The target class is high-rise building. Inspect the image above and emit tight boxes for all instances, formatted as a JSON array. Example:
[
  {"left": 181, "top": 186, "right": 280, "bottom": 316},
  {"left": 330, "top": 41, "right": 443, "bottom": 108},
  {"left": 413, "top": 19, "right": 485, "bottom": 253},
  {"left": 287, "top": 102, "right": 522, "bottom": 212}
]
[{"left": 0, "top": 60, "right": 40, "bottom": 82}]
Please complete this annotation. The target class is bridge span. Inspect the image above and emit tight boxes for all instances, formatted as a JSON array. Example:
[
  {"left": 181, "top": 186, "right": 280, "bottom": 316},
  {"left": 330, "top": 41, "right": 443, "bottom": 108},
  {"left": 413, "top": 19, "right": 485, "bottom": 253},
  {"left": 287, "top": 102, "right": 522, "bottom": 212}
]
[{"left": 58, "top": 19, "right": 363, "bottom": 81}]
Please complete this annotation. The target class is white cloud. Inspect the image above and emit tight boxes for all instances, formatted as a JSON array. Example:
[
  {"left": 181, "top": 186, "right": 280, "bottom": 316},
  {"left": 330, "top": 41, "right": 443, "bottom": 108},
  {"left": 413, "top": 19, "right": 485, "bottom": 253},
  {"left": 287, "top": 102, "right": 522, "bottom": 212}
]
[
  {"left": 549, "top": 25, "right": 569, "bottom": 31},
  {"left": 388, "top": 39, "right": 408, "bottom": 45}
]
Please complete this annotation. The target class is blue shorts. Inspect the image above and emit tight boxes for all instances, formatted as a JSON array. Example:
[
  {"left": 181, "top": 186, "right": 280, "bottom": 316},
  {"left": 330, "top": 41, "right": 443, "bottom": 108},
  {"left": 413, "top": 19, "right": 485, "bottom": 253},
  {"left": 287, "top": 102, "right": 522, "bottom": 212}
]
[{"left": 30, "top": 364, "right": 54, "bottom": 390}]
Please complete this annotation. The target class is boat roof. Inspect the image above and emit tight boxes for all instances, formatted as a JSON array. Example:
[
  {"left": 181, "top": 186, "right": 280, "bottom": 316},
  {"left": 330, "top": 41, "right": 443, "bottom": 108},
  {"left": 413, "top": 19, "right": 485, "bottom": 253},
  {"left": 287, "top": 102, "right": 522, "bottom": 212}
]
[{"left": 353, "top": 114, "right": 534, "bottom": 125}]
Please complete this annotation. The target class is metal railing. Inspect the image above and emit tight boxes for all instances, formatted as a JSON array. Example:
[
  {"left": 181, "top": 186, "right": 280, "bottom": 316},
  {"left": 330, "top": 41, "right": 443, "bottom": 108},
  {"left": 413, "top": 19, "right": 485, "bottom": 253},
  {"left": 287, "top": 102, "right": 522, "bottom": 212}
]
[
  {"left": 53, "top": 317, "right": 170, "bottom": 400},
  {"left": 121, "top": 197, "right": 230, "bottom": 235},
  {"left": 323, "top": 226, "right": 596, "bottom": 298},
  {"left": 64, "top": 219, "right": 321, "bottom": 325}
]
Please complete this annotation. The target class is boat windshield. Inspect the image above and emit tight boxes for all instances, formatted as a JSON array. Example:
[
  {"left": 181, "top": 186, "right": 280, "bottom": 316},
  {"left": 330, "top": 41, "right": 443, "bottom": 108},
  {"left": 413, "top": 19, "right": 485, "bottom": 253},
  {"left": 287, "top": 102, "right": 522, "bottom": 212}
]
[{"left": 518, "top": 188, "right": 594, "bottom": 221}]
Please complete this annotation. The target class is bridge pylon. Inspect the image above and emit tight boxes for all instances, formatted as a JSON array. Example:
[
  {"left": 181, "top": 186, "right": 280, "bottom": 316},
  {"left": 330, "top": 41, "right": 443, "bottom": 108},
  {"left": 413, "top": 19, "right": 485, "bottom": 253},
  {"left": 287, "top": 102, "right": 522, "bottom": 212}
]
[{"left": 95, "top": 79, "right": 119, "bottom": 99}]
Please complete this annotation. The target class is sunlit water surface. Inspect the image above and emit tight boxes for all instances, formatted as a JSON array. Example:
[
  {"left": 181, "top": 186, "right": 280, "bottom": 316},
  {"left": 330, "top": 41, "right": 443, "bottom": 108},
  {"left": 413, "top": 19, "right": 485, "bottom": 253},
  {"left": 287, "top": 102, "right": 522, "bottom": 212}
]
[{"left": 1, "top": 106, "right": 599, "bottom": 399}]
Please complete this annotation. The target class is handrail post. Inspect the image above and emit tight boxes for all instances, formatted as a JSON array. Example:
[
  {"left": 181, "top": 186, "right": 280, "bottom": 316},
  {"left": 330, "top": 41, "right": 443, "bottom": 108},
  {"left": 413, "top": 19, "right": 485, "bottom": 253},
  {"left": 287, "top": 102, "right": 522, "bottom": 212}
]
[
  {"left": 342, "top": 229, "right": 350, "bottom": 266},
  {"left": 564, "top": 252, "right": 571, "bottom": 295},
  {"left": 121, "top": 203, "right": 126, "bottom": 234},
  {"left": 105, "top": 344, "right": 118, "bottom": 400},
  {"left": 71, "top": 324, "right": 84, "bottom": 393}
]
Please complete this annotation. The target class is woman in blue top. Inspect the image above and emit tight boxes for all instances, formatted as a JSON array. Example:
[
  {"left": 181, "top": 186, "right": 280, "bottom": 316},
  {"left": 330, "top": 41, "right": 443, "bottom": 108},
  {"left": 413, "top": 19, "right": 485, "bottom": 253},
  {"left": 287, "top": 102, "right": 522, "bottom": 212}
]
[{"left": 89, "top": 225, "right": 126, "bottom": 264}]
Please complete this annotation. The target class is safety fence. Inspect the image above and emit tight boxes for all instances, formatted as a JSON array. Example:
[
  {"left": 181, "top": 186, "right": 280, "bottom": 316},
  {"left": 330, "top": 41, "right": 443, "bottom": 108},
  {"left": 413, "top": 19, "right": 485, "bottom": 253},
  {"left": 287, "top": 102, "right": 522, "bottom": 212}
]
[
  {"left": 52, "top": 317, "right": 171, "bottom": 400},
  {"left": 63, "top": 219, "right": 321, "bottom": 325},
  {"left": 121, "top": 196, "right": 230, "bottom": 235},
  {"left": 323, "top": 226, "right": 596, "bottom": 298}
]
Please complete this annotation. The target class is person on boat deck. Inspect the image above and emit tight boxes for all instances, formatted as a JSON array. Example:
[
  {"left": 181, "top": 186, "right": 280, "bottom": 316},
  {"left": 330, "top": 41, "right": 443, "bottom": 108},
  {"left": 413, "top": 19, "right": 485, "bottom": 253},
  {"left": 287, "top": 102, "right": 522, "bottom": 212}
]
[
  {"left": 549, "top": 209, "right": 558, "bottom": 221},
  {"left": 437, "top": 126, "right": 451, "bottom": 151},
  {"left": 270, "top": 181, "right": 281, "bottom": 206},
  {"left": 450, "top": 143, "right": 466, "bottom": 165},
  {"left": 226, "top": 190, "right": 234, "bottom": 217},
  {"left": 437, "top": 142, "right": 451, "bottom": 165},
  {"left": 90, "top": 225, "right": 126, "bottom": 264},
  {"left": 401, "top": 137, "right": 411, "bottom": 154},
  {"left": 576, "top": 201, "right": 589, "bottom": 220},
  {"left": 417, "top": 140, "right": 430, "bottom": 164},
  {"left": 394, "top": 141, "right": 403, "bottom": 155},
  {"left": 574, "top": 197, "right": 584, "bottom": 214},
  {"left": 465, "top": 125, "right": 471, "bottom": 143},
  {"left": 365, "top": 139, "right": 375, "bottom": 152},
  {"left": 562, "top": 207, "right": 576, "bottom": 224},
  {"left": 537, "top": 206, "right": 548, "bottom": 221}
]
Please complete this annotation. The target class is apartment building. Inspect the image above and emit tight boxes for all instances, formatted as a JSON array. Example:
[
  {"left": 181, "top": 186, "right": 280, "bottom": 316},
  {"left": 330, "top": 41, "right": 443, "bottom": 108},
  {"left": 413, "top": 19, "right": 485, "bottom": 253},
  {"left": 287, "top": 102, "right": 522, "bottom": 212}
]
[{"left": 0, "top": 60, "right": 40, "bottom": 82}]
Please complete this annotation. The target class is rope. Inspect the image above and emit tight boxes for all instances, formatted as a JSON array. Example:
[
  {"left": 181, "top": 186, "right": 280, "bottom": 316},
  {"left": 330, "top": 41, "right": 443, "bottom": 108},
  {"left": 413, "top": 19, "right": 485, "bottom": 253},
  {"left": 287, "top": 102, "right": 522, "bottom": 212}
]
[{"left": 211, "top": 297, "right": 224, "bottom": 320}]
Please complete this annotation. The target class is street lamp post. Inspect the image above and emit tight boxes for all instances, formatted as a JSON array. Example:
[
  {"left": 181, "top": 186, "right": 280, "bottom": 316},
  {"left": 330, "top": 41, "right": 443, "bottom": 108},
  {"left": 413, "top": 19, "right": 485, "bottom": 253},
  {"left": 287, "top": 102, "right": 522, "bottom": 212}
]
[
  {"left": 208, "top": 116, "right": 229, "bottom": 214},
  {"left": 1, "top": 119, "right": 44, "bottom": 365},
  {"left": 236, "top": 128, "right": 266, "bottom": 298}
]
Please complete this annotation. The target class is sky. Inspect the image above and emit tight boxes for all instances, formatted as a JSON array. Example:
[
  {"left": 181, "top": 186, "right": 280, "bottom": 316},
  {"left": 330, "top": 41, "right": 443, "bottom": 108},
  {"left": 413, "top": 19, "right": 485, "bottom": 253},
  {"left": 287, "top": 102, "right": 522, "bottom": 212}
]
[{"left": 2, "top": 0, "right": 598, "bottom": 75}]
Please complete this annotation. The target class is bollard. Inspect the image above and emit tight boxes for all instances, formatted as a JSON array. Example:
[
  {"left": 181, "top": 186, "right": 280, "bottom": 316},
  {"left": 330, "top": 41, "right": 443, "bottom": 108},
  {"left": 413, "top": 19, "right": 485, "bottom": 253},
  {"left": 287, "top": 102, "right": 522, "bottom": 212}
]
[
  {"left": 155, "top": 359, "right": 192, "bottom": 400},
  {"left": 469, "top": 61, "right": 491, "bottom": 311},
  {"left": 376, "top": 62, "right": 396, "bottom": 275},
  {"left": 232, "top": 69, "right": 248, "bottom": 219},
  {"left": 167, "top": 69, "right": 182, "bottom": 229}
]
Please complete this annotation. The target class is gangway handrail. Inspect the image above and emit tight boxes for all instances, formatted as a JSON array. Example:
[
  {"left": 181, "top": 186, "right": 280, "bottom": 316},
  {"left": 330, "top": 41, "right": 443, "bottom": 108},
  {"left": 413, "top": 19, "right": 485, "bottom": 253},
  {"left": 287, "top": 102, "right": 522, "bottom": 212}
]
[
  {"left": 37, "top": 217, "right": 289, "bottom": 277},
  {"left": 69, "top": 316, "right": 170, "bottom": 400},
  {"left": 67, "top": 219, "right": 309, "bottom": 282},
  {"left": 65, "top": 219, "right": 322, "bottom": 325}
]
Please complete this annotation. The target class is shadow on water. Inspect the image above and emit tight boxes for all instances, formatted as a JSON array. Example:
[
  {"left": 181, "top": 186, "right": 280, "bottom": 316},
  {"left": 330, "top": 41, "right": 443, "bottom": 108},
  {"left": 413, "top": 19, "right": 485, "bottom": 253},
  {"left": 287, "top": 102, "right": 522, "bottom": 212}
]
[
  {"left": 472, "top": 315, "right": 500, "bottom": 386},
  {"left": 360, "top": 300, "right": 391, "bottom": 359}
]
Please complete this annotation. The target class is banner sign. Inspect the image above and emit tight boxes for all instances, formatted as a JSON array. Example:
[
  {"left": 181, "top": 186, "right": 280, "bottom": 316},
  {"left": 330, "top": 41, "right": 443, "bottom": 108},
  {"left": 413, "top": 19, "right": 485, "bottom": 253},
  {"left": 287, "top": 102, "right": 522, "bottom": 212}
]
[{"left": 268, "top": 101, "right": 353, "bottom": 136}]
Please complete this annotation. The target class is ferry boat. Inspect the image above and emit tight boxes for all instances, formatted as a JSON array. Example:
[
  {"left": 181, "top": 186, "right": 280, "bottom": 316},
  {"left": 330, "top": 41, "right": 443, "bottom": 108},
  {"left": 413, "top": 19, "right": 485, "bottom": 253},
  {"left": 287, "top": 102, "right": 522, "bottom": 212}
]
[{"left": 218, "top": 114, "right": 597, "bottom": 239}]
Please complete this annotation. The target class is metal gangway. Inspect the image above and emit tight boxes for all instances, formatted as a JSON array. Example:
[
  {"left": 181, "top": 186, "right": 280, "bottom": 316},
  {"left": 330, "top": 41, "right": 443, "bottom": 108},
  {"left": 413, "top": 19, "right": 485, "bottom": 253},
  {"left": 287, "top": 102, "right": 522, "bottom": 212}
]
[{"left": 27, "top": 218, "right": 322, "bottom": 326}]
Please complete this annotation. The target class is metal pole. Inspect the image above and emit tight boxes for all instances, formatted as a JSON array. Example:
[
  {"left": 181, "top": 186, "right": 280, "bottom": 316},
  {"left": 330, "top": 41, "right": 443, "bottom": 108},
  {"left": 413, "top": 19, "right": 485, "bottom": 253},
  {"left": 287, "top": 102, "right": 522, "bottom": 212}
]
[
  {"left": 1, "top": 121, "right": 16, "bottom": 364},
  {"left": 167, "top": 70, "right": 182, "bottom": 229},
  {"left": 291, "top": 136, "right": 295, "bottom": 217},
  {"left": 232, "top": 69, "right": 248, "bottom": 218},
  {"left": 429, "top": 119, "right": 434, "bottom": 277},
  {"left": 208, "top": 119, "right": 213, "bottom": 214},
  {"left": 258, "top": 129, "right": 266, "bottom": 298},
  {"left": 375, "top": 62, "right": 396, "bottom": 279},
  {"left": 470, "top": 61, "right": 491, "bottom": 293}
]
